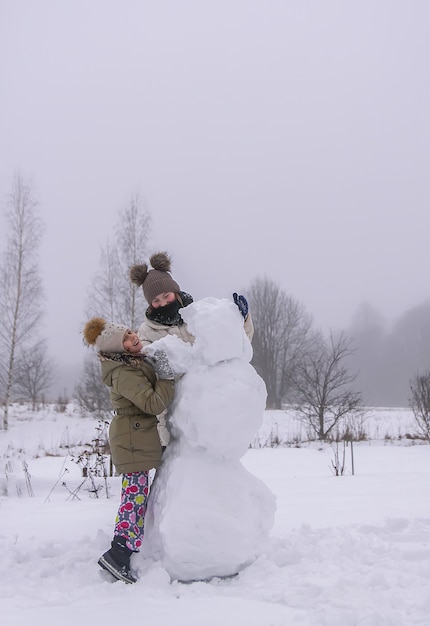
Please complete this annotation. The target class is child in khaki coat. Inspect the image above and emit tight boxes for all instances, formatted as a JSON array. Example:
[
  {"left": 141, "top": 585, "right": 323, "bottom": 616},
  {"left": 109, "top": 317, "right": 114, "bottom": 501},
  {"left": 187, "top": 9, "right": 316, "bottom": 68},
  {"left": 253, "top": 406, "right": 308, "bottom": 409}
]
[{"left": 83, "top": 317, "right": 175, "bottom": 583}]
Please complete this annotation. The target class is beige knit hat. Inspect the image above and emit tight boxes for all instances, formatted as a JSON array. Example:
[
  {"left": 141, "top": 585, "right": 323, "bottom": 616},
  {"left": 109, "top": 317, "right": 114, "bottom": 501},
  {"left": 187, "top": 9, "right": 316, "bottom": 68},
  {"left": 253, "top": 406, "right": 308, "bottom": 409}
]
[
  {"left": 129, "top": 251, "right": 180, "bottom": 305},
  {"left": 83, "top": 317, "right": 128, "bottom": 353}
]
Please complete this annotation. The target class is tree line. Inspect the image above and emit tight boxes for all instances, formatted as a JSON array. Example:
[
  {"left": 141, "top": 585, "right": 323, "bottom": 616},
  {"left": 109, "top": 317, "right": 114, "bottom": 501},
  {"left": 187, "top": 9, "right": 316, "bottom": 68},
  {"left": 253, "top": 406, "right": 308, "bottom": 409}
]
[{"left": 1, "top": 174, "right": 430, "bottom": 442}]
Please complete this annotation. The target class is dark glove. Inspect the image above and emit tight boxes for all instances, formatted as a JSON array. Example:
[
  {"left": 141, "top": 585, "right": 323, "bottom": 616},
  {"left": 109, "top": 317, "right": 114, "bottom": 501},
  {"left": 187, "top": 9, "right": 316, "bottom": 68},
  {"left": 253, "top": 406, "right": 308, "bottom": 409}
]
[
  {"left": 233, "top": 293, "right": 249, "bottom": 319},
  {"left": 143, "top": 350, "right": 175, "bottom": 380}
]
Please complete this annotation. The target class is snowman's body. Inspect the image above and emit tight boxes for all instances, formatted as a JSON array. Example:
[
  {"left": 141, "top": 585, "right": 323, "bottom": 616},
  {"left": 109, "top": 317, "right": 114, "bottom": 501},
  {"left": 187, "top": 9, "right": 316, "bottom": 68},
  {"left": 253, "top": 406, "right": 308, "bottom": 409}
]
[{"left": 142, "top": 298, "right": 276, "bottom": 582}]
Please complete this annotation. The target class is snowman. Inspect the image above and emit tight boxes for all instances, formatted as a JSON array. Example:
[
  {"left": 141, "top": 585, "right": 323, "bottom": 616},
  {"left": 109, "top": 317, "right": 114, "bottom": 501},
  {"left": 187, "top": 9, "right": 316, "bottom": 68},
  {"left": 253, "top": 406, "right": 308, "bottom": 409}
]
[{"left": 141, "top": 297, "right": 276, "bottom": 582}]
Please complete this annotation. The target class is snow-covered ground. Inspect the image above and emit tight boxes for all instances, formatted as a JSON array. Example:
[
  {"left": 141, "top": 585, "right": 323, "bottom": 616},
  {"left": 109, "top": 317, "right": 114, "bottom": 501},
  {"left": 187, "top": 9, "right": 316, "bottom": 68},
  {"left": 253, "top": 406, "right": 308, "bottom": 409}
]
[{"left": 1, "top": 405, "right": 429, "bottom": 626}]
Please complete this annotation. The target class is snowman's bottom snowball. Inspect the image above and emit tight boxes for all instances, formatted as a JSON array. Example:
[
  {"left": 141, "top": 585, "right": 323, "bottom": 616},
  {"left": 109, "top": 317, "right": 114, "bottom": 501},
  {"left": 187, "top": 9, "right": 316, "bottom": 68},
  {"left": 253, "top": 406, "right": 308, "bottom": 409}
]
[{"left": 143, "top": 455, "right": 277, "bottom": 582}]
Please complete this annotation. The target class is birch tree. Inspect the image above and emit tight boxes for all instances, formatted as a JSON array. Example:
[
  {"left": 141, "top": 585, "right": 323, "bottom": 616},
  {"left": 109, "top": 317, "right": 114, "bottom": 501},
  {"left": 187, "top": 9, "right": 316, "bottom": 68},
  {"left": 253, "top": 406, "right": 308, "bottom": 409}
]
[
  {"left": 86, "top": 192, "right": 151, "bottom": 329},
  {"left": 79, "top": 193, "right": 151, "bottom": 414},
  {"left": 0, "top": 174, "right": 47, "bottom": 429}
]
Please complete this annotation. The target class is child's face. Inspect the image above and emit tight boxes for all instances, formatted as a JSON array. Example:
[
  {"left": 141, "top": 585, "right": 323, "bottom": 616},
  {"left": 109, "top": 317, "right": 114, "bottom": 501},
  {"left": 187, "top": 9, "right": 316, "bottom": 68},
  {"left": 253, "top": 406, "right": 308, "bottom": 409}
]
[
  {"left": 151, "top": 292, "right": 176, "bottom": 309},
  {"left": 123, "top": 330, "right": 142, "bottom": 354}
]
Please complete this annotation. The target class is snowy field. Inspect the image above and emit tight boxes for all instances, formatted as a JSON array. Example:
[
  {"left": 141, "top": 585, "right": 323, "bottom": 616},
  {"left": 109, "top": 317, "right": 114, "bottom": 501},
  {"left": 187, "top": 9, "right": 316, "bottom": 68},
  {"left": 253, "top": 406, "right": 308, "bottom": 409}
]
[{"left": 1, "top": 404, "right": 429, "bottom": 626}]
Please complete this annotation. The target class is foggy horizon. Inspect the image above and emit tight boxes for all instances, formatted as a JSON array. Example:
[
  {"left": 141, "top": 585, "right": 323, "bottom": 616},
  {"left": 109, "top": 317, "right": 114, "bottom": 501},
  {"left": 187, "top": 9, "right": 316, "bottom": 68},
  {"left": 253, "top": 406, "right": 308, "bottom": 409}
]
[{"left": 1, "top": 1, "right": 430, "bottom": 381}]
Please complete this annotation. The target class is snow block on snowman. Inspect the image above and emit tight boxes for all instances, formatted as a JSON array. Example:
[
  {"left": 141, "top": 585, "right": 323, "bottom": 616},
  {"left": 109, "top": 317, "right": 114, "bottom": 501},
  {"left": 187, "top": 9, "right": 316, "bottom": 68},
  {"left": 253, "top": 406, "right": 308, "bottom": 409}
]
[{"left": 141, "top": 297, "right": 277, "bottom": 582}]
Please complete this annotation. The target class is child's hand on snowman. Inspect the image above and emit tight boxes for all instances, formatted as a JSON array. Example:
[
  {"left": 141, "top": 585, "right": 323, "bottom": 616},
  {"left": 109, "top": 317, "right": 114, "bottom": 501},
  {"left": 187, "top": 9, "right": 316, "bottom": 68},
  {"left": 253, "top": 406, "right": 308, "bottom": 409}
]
[{"left": 144, "top": 350, "right": 175, "bottom": 380}]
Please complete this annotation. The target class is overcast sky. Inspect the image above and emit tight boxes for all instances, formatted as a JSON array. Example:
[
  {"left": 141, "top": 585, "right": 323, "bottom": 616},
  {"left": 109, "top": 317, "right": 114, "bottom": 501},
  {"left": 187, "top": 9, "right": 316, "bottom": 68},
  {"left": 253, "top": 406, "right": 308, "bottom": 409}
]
[{"left": 1, "top": 0, "right": 430, "bottom": 371}]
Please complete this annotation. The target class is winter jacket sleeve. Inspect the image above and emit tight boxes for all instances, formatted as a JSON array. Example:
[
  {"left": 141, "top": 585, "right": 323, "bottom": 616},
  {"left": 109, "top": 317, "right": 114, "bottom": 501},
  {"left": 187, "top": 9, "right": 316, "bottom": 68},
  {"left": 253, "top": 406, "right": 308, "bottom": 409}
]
[
  {"left": 115, "top": 367, "right": 175, "bottom": 416},
  {"left": 137, "top": 322, "right": 154, "bottom": 348},
  {"left": 244, "top": 312, "right": 254, "bottom": 343}
]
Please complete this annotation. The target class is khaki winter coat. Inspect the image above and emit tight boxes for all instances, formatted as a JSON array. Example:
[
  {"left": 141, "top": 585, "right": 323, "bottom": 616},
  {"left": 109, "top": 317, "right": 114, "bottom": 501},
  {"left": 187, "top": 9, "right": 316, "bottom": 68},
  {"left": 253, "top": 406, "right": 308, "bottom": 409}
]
[
  {"left": 137, "top": 312, "right": 255, "bottom": 347},
  {"left": 101, "top": 357, "right": 175, "bottom": 473}
]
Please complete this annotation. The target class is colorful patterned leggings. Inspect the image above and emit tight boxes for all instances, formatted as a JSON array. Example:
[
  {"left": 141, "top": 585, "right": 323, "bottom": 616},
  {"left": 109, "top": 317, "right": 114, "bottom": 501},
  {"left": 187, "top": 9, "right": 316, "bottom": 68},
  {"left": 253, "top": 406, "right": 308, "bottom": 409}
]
[{"left": 114, "top": 471, "right": 149, "bottom": 552}]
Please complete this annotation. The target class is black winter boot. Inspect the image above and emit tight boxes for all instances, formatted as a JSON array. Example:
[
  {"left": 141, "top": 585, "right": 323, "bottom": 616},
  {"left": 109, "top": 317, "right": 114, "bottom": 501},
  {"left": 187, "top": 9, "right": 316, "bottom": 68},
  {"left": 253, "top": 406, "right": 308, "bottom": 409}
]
[{"left": 98, "top": 536, "right": 137, "bottom": 584}]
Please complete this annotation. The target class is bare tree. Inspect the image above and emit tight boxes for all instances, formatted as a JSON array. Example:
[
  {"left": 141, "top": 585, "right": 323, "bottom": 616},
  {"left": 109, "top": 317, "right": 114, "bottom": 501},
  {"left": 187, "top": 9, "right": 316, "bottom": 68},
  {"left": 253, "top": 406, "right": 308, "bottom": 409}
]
[
  {"left": 248, "top": 277, "right": 315, "bottom": 408},
  {"left": 86, "top": 193, "right": 151, "bottom": 329},
  {"left": 292, "top": 332, "right": 363, "bottom": 440},
  {"left": 74, "top": 353, "right": 112, "bottom": 416},
  {"left": 78, "top": 192, "right": 151, "bottom": 419},
  {"left": 347, "top": 301, "right": 387, "bottom": 406},
  {"left": 409, "top": 371, "right": 430, "bottom": 440},
  {"left": 0, "top": 174, "right": 46, "bottom": 429},
  {"left": 383, "top": 300, "right": 430, "bottom": 406},
  {"left": 14, "top": 339, "right": 53, "bottom": 410},
  {"left": 90, "top": 240, "right": 121, "bottom": 321}
]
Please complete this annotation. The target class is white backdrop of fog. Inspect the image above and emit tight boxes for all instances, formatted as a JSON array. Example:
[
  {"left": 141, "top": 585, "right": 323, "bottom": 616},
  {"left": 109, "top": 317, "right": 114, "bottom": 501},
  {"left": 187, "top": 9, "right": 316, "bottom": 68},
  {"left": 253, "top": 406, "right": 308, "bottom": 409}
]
[{"left": 1, "top": 1, "right": 430, "bottom": 391}]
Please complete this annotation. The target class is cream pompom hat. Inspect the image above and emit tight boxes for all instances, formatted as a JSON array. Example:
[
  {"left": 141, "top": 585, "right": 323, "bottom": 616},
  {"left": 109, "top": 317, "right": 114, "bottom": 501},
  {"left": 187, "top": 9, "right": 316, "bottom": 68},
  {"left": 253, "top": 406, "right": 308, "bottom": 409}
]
[{"left": 83, "top": 317, "right": 128, "bottom": 353}]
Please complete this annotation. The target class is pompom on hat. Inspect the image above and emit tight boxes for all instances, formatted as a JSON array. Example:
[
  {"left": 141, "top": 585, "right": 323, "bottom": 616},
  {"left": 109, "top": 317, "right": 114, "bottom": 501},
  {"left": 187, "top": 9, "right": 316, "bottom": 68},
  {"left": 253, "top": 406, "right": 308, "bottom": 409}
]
[
  {"left": 130, "top": 251, "right": 180, "bottom": 305},
  {"left": 83, "top": 317, "right": 128, "bottom": 353}
]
